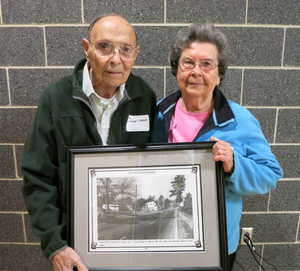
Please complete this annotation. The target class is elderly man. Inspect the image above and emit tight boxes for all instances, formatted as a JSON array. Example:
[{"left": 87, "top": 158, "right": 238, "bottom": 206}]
[{"left": 21, "top": 14, "right": 156, "bottom": 271}]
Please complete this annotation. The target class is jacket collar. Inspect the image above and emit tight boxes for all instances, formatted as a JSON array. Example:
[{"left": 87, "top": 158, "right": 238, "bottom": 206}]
[
  {"left": 158, "top": 86, "right": 235, "bottom": 127},
  {"left": 212, "top": 86, "right": 235, "bottom": 126}
]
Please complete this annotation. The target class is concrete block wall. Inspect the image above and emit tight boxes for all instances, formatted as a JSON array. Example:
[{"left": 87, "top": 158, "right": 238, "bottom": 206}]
[{"left": 0, "top": 0, "right": 299, "bottom": 270}]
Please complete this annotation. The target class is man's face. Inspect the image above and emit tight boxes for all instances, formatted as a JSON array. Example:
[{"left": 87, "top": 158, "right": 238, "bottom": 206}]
[{"left": 83, "top": 16, "right": 139, "bottom": 96}]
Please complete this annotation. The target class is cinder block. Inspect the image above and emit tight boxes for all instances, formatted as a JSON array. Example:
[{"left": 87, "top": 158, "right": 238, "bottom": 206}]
[
  {"left": 219, "top": 27, "right": 283, "bottom": 67},
  {"left": 0, "top": 69, "right": 9, "bottom": 105},
  {"left": 132, "top": 68, "right": 164, "bottom": 101},
  {"left": 248, "top": 0, "right": 300, "bottom": 25},
  {"left": 284, "top": 28, "right": 300, "bottom": 67},
  {"left": 240, "top": 213, "right": 298, "bottom": 242},
  {"left": 134, "top": 26, "right": 182, "bottom": 66},
  {"left": 0, "top": 244, "right": 53, "bottom": 271},
  {"left": 0, "top": 108, "right": 36, "bottom": 143},
  {"left": 218, "top": 69, "right": 242, "bottom": 104},
  {"left": 0, "top": 145, "right": 15, "bottom": 178},
  {"left": 1, "top": 0, "right": 81, "bottom": 24},
  {"left": 272, "top": 145, "right": 300, "bottom": 179},
  {"left": 0, "top": 27, "right": 45, "bottom": 66},
  {"left": 276, "top": 109, "right": 300, "bottom": 143},
  {"left": 0, "top": 213, "right": 24, "bottom": 242},
  {"left": 9, "top": 68, "right": 73, "bottom": 106},
  {"left": 270, "top": 180, "right": 300, "bottom": 211},
  {"left": 263, "top": 244, "right": 300, "bottom": 270},
  {"left": 167, "top": 0, "right": 246, "bottom": 24},
  {"left": 83, "top": 0, "right": 164, "bottom": 23},
  {"left": 243, "top": 69, "right": 300, "bottom": 106},
  {"left": 0, "top": 180, "right": 25, "bottom": 211},
  {"left": 46, "top": 26, "right": 86, "bottom": 66},
  {"left": 242, "top": 193, "right": 269, "bottom": 212},
  {"left": 247, "top": 108, "right": 277, "bottom": 143}
]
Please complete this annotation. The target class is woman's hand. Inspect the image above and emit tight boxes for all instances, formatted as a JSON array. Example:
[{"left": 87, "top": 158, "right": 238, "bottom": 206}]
[
  {"left": 210, "top": 136, "right": 234, "bottom": 174},
  {"left": 53, "top": 246, "right": 88, "bottom": 271}
]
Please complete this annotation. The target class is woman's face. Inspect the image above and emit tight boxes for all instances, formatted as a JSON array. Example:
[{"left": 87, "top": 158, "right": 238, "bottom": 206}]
[{"left": 176, "top": 42, "right": 221, "bottom": 103}]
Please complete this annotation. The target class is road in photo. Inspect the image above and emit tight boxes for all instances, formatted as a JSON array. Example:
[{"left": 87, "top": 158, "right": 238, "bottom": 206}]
[{"left": 97, "top": 207, "right": 193, "bottom": 241}]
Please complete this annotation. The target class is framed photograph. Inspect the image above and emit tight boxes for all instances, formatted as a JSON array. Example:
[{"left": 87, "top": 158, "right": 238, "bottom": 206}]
[{"left": 67, "top": 142, "right": 228, "bottom": 271}]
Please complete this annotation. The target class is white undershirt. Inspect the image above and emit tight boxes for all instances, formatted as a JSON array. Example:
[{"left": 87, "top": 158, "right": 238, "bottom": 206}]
[{"left": 82, "top": 62, "right": 125, "bottom": 145}]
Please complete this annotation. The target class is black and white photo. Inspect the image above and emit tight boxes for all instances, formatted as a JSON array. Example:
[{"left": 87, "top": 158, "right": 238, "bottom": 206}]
[{"left": 89, "top": 166, "right": 204, "bottom": 252}]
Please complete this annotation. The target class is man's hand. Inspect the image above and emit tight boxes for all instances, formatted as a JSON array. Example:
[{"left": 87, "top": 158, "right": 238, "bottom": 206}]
[
  {"left": 52, "top": 246, "right": 88, "bottom": 271},
  {"left": 210, "top": 136, "right": 234, "bottom": 174}
]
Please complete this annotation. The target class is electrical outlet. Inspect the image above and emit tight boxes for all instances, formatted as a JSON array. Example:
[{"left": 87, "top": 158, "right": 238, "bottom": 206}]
[{"left": 240, "top": 227, "right": 253, "bottom": 245}]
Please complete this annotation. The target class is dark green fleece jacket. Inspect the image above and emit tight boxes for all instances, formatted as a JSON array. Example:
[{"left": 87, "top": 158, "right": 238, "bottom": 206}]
[{"left": 21, "top": 59, "right": 156, "bottom": 259}]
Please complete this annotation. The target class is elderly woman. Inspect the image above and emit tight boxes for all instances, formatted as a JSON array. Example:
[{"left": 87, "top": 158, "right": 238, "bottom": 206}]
[{"left": 151, "top": 23, "right": 283, "bottom": 269}]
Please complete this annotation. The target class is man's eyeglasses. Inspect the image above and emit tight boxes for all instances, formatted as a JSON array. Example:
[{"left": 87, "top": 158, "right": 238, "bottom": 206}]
[
  {"left": 89, "top": 41, "right": 139, "bottom": 61},
  {"left": 178, "top": 58, "right": 218, "bottom": 73}
]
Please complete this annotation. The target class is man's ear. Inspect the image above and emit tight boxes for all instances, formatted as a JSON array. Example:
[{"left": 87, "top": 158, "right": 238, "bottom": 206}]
[{"left": 82, "top": 38, "right": 90, "bottom": 60}]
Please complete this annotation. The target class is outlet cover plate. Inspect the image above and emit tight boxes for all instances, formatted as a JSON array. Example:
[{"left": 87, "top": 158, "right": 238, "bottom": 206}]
[{"left": 240, "top": 227, "right": 253, "bottom": 245}]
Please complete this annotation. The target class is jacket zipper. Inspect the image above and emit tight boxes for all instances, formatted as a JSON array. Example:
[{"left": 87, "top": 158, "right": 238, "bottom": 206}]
[
  {"left": 73, "top": 95, "right": 103, "bottom": 144},
  {"left": 118, "top": 117, "right": 123, "bottom": 143}
]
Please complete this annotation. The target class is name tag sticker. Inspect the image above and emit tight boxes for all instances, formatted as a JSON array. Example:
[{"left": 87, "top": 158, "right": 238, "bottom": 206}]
[{"left": 126, "top": 115, "right": 149, "bottom": 132}]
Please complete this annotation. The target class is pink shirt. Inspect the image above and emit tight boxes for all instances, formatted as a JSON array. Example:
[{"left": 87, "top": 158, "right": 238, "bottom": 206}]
[{"left": 168, "top": 98, "right": 212, "bottom": 143}]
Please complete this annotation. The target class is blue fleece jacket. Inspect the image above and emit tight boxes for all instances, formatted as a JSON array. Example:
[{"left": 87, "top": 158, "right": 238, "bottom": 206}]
[{"left": 150, "top": 87, "right": 283, "bottom": 254}]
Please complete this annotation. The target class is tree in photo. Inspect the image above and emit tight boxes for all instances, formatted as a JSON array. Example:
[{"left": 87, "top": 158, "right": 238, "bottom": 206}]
[
  {"left": 183, "top": 192, "right": 193, "bottom": 215},
  {"left": 169, "top": 175, "right": 186, "bottom": 203},
  {"left": 158, "top": 195, "right": 165, "bottom": 210},
  {"left": 97, "top": 177, "right": 116, "bottom": 211},
  {"left": 115, "top": 177, "right": 136, "bottom": 211}
]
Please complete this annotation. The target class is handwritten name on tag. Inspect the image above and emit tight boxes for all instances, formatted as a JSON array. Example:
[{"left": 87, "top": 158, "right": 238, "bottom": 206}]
[{"left": 126, "top": 115, "right": 149, "bottom": 132}]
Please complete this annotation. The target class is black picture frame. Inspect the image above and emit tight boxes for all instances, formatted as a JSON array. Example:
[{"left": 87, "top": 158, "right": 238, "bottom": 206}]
[{"left": 67, "top": 142, "right": 228, "bottom": 271}]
